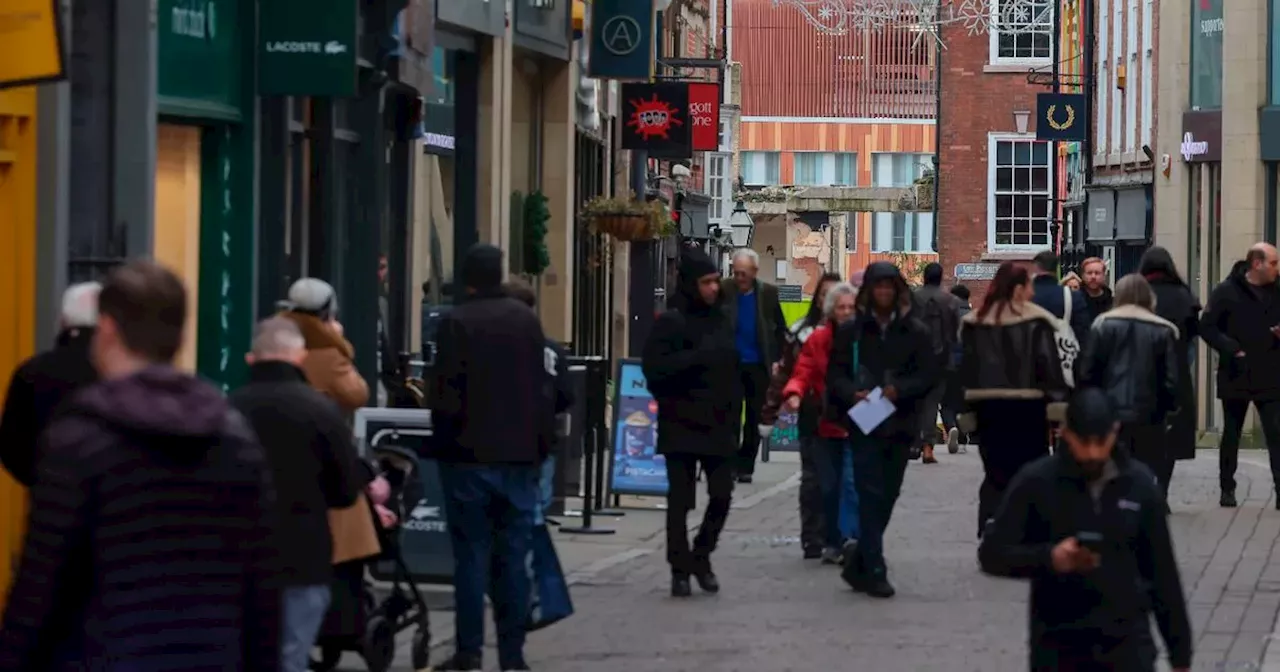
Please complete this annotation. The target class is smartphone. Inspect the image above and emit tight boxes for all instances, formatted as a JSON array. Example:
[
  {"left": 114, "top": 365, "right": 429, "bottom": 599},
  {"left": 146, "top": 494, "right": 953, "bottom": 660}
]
[{"left": 1076, "top": 530, "right": 1104, "bottom": 554}]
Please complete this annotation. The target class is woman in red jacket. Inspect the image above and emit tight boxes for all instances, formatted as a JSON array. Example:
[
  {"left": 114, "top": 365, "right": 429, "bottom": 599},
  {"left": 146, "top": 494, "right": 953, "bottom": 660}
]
[{"left": 782, "top": 281, "right": 859, "bottom": 563}]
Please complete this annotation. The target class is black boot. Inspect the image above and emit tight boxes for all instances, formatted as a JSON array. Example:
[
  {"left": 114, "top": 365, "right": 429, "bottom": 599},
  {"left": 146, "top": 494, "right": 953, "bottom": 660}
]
[
  {"left": 694, "top": 570, "right": 720, "bottom": 594},
  {"left": 1221, "top": 488, "right": 1238, "bottom": 508},
  {"left": 863, "top": 573, "right": 897, "bottom": 599},
  {"left": 671, "top": 573, "right": 692, "bottom": 598}
]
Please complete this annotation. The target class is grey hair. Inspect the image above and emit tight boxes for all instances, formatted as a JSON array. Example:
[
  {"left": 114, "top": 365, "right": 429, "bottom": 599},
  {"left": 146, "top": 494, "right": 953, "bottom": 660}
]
[
  {"left": 60, "top": 282, "right": 101, "bottom": 328},
  {"left": 822, "top": 282, "right": 856, "bottom": 317},
  {"left": 251, "top": 316, "right": 307, "bottom": 357},
  {"left": 1113, "top": 273, "right": 1157, "bottom": 311},
  {"left": 732, "top": 248, "right": 760, "bottom": 267}
]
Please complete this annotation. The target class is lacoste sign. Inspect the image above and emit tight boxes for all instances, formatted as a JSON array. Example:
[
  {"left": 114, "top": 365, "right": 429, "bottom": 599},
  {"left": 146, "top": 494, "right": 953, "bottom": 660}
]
[
  {"left": 264, "top": 40, "right": 348, "bottom": 55},
  {"left": 1180, "top": 110, "right": 1222, "bottom": 163},
  {"left": 258, "top": 0, "right": 358, "bottom": 96}
]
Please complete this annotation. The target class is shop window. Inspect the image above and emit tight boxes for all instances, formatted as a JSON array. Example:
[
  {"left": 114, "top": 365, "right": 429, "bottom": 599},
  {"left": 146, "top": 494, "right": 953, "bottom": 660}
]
[
  {"left": 741, "top": 151, "right": 780, "bottom": 186},
  {"left": 153, "top": 124, "right": 203, "bottom": 372},
  {"left": 989, "top": 0, "right": 1052, "bottom": 65},
  {"left": 988, "top": 135, "right": 1053, "bottom": 250},
  {"left": 872, "top": 212, "right": 933, "bottom": 253}
]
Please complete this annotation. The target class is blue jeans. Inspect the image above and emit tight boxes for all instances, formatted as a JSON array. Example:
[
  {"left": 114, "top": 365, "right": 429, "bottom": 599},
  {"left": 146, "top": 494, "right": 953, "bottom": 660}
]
[
  {"left": 439, "top": 463, "right": 539, "bottom": 669},
  {"left": 814, "top": 438, "right": 859, "bottom": 548},
  {"left": 281, "top": 585, "right": 331, "bottom": 672},
  {"left": 535, "top": 455, "right": 556, "bottom": 525}
]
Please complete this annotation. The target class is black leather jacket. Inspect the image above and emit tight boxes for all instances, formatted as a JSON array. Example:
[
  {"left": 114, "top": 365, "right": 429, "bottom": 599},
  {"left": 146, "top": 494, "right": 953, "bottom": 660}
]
[
  {"left": 958, "top": 301, "right": 1068, "bottom": 411},
  {"left": 1079, "top": 304, "right": 1179, "bottom": 426}
]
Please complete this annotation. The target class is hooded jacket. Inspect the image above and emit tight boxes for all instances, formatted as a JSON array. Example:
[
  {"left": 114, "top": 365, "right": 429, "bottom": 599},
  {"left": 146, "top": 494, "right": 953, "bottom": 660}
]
[
  {"left": 0, "top": 367, "right": 281, "bottom": 672},
  {"left": 826, "top": 262, "right": 938, "bottom": 441},
  {"left": 959, "top": 300, "right": 1068, "bottom": 418},
  {"left": 1198, "top": 259, "right": 1280, "bottom": 401},
  {"left": 428, "top": 244, "right": 553, "bottom": 465},
  {"left": 0, "top": 328, "right": 98, "bottom": 487},
  {"left": 642, "top": 248, "right": 739, "bottom": 457}
]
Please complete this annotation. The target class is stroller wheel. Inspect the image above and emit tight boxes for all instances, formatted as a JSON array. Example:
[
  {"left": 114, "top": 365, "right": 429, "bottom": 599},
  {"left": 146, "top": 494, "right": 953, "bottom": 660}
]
[
  {"left": 361, "top": 615, "right": 396, "bottom": 672},
  {"left": 310, "top": 645, "right": 342, "bottom": 672},
  {"left": 411, "top": 627, "right": 432, "bottom": 670}
]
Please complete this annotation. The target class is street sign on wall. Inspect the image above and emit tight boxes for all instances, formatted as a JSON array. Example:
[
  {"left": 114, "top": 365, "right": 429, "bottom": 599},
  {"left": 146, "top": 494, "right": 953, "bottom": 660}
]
[
  {"left": 588, "top": 0, "right": 655, "bottom": 80},
  {"left": 954, "top": 263, "right": 1000, "bottom": 281},
  {"left": 258, "top": 0, "right": 358, "bottom": 96}
]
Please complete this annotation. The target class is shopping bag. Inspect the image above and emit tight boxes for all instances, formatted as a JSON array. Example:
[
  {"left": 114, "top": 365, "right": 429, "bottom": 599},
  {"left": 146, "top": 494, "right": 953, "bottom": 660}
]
[
  {"left": 526, "top": 524, "right": 574, "bottom": 631},
  {"left": 837, "top": 446, "right": 860, "bottom": 540}
]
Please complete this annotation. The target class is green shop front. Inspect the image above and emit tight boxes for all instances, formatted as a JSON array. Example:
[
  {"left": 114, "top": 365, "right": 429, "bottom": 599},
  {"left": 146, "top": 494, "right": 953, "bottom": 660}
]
[{"left": 155, "top": 0, "right": 256, "bottom": 390}]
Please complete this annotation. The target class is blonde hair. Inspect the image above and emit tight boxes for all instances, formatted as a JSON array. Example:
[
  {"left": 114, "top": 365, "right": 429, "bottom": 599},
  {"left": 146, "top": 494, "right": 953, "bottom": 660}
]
[
  {"left": 1059, "top": 271, "right": 1081, "bottom": 287},
  {"left": 1113, "top": 274, "right": 1156, "bottom": 311}
]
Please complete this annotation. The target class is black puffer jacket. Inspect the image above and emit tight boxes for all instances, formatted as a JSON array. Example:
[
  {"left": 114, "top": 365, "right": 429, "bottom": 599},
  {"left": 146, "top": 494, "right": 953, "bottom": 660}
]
[
  {"left": 642, "top": 248, "right": 739, "bottom": 457},
  {"left": 959, "top": 300, "right": 1068, "bottom": 416},
  {"left": 826, "top": 262, "right": 938, "bottom": 441},
  {"left": 1199, "top": 260, "right": 1280, "bottom": 401},
  {"left": 1079, "top": 305, "right": 1179, "bottom": 426}
]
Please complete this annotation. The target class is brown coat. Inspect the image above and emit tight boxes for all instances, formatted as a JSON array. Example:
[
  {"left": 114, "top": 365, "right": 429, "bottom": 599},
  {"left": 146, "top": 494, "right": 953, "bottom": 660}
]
[{"left": 278, "top": 311, "right": 370, "bottom": 413}]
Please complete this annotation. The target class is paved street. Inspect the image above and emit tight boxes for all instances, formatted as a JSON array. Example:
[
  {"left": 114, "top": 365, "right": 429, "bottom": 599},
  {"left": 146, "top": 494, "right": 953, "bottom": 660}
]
[{"left": 344, "top": 449, "right": 1280, "bottom": 671}]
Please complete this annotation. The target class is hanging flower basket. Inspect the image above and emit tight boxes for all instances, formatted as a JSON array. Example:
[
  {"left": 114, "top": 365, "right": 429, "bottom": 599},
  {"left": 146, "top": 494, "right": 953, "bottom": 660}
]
[
  {"left": 593, "top": 213, "right": 652, "bottom": 241},
  {"left": 580, "top": 194, "right": 671, "bottom": 242}
]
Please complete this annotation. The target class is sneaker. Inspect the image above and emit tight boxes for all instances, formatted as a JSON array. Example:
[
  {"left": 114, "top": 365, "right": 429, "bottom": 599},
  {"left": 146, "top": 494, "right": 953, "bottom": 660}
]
[
  {"left": 839, "top": 553, "right": 865, "bottom": 592},
  {"left": 820, "top": 547, "right": 842, "bottom": 565},
  {"left": 1221, "top": 489, "right": 1238, "bottom": 508},
  {"left": 694, "top": 571, "right": 720, "bottom": 594},
  {"left": 736, "top": 474, "right": 754, "bottom": 484},
  {"left": 433, "top": 653, "right": 483, "bottom": 671},
  {"left": 802, "top": 545, "right": 823, "bottom": 560},
  {"left": 947, "top": 427, "right": 960, "bottom": 454},
  {"left": 671, "top": 574, "right": 692, "bottom": 598},
  {"left": 864, "top": 575, "right": 896, "bottom": 599}
]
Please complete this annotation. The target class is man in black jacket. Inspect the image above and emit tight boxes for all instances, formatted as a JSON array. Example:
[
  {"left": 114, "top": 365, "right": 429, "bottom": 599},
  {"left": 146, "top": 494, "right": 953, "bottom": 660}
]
[
  {"left": 229, "top": 316, "right": 362, "bottom": 672},
  {"left": 0, "top": 282, "right": 101, "bottom": 486},
  {"left": 1031, "top": 251, "right": 1091, "bottom": 346},
  {"left": 428, "top": 244, "right": 552, "bottom": 672},
  {"left": 979, "top": 387, "right": 1191, "bottom": 672},
  {"left": 827, "top": 261, "right": 938, "bottom": 598},
  {"left": 643, "top": 248, "right": 740, "bottom": 599},
  {"left": 1199, "top": 242, "right": 1280, "bottom": 508}
]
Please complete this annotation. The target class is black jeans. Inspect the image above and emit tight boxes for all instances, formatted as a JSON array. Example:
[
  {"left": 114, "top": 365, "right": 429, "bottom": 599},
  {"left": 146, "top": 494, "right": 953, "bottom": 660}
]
[
  {"left": 1219, "top": 398, "right": 1280, "bottom": 492},
  {"left": 735, "top": 363, "right": 770, "bottom": 475},
  {"left": 1031, "top": 629, "right": 1156, "bottom": 671},
  {"left": 665, "top": 454, "right": 734, "bottom": 576},
  {"left": 975, "top": 400, "right": 1048, "bottom": 538},
  {"left": 797, "top": 436, "right": 824, "bottom": 550},
  {"left": 1120, "top": 423, "right": 1173, "bottom": 499},
  {"left": 850, "top": 432, "right": 908, "bottom": 578}
]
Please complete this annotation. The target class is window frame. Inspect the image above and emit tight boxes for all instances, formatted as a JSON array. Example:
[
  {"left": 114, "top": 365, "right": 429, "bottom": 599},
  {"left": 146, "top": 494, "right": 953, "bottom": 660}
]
[
  {"left": 707, "top": 152, "right": 732, "bottom": 225},
  {"left": 741, "top": 150, "right": 781, "bottom": 186},
  {"left": 987, "top": 133, "right": 1055, "bottom": 253},
  {"left": 988, "top": 0, "right": 1054, "bottom": 66},
  {"left": 870, "top": 212, "right": 934, "bottom": 253},
  {"left": 871, "top": 152, "right": 931, "bottom": 188}
]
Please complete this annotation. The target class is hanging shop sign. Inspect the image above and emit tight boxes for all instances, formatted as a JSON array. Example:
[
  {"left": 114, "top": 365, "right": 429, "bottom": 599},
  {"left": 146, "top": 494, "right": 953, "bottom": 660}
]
[
  {"left": 620, "top": 82, "right": 692, "bottom": 160},
  {"left": 609, "top": 359, "right": 667, "bottom": 497},
  {"left": 157, "top": 0, "right": 245, "bottom": 113},
  {"left": 258, "top": 0, "right": 358, "bottom": 97},
  {"left": 439, "top": 0, "right": 504, "bottom": 37},
  {"left": 1180, "top": 109, "right": 1221, "bottom": 163},
  {"left": 514, "top": 0, "right": 572, "bottom": 61},
  {"left": 420, "top": 102, "right": 456, "bottom": 157},
  {"left": 688, "top": 83, "right": 721, "bottom": 152},
  {"left": 0, "top": 0, "right": 66, "bottom": 90},
  {"left": 588, "top": 0, "right": 655, "bottom": 80},
  {"left": 1035, "top": 93, "right": 1087, "bottom": 142}
]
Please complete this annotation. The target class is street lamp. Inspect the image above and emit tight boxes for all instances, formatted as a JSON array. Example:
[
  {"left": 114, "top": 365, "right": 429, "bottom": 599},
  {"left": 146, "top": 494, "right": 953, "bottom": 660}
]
[
  {"left": 1013, "top": 109, "right": 1032, "bottom": 135},
  {"left": 727, "top": 200, "right": 754, "bottom": 248}
]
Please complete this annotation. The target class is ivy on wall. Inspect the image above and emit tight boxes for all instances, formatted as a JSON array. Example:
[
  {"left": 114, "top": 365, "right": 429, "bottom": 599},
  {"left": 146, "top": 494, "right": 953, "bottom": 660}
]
[{"left": 523, "top": 190, "right": 552, "bottom": 276}]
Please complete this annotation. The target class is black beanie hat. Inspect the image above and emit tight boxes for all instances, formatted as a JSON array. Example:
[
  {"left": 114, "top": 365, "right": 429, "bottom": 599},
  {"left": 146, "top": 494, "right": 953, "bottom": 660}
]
[{"left": 1065, "top": 387, "right": 1119, "bottom": 439}]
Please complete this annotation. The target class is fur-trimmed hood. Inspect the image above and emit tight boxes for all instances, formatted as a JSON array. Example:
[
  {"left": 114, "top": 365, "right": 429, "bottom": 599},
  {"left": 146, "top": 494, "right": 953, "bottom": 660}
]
[
  {"left": 1091, "top": 303, "right": 1180, "bottom": 339},
  {"left": 961, "top": 300, "right": 1057, "bottom": 327}
]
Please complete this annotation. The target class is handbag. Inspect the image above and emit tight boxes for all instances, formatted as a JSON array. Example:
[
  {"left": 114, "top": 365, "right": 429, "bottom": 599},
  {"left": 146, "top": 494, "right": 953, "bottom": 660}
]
[
  {"left": 1054, "top": 286, "right": 1080, "bottom": 388},
  {"left": 526, "top": 524, "right": 574, "bottom": 631}
]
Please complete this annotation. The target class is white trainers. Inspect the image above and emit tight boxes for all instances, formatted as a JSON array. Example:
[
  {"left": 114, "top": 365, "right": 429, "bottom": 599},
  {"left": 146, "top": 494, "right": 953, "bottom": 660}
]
[{"left": 947, "top": 427, "right": 960, "bottom": 454}]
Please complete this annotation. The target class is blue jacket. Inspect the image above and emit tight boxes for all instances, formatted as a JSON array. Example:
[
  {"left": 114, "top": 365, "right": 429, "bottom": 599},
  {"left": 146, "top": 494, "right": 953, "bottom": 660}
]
[{"left": 1031, "top": 275, "right": 1090, "bottom": 345}]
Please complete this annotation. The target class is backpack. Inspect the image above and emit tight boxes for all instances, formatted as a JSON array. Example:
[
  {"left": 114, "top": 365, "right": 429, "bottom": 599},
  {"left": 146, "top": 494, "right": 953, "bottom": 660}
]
[
  {"left": 916, "top": 289, "right": 959, "bottom": 364},
  {"left": 1054, "top": 286, "right": 1080, "bottom": 387}
]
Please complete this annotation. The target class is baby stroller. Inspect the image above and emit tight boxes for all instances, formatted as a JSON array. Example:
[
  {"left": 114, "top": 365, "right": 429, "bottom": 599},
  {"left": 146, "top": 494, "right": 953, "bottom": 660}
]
[{"left": 312, "top": 445, "right": 433, "bottom": 672}]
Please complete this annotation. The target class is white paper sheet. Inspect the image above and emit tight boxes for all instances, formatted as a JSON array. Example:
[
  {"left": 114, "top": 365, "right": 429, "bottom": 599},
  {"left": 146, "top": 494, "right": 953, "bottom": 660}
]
[{"left": 847, "top": 387, "right": 896, "bottom": 434}]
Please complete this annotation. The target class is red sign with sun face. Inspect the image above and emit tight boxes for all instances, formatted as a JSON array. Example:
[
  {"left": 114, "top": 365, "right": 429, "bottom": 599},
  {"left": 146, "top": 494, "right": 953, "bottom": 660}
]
[{"left": 620, "top": 83, "right": 692, "bottom": 159}]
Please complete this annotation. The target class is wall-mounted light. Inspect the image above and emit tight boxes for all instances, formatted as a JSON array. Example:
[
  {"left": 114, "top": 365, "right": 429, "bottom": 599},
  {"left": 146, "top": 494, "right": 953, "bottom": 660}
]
[{"left": 1013, "top": 109, "right": 1031, "bottom": 135}]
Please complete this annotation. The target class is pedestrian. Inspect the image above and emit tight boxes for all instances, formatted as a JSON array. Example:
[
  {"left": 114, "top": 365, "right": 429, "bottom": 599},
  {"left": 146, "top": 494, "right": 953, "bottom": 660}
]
[
  {"left": 1080, "top": 256, "right": 1115, "bottom": 323},
  {"left": 1030, "top": 250, "right": 1091, "bottom": 346},
  {"left": 278, "top": 277, "right": 370, "bottom": 414},
  {"left": 1198, "top": 242, "right": 1280, "bottom": 508},
  {"left": 827, "top": 261, "right": 938, "bottom": 598},
  {"left": 503, "top": 277, "right": 574, "bottom": 522},
  {"left": 1079, "top": 274, "right": 1180, "bottom": 503},
  {"left": 911, "top": 262, "right": 965, "bottom": 464},
  {"left": 782, "top": 281, "right": 859, "bottom": 565},
  {"left": 721, "top": 248, "right": 788, "bottom": 483},
  {"left": 1139, "top": 246, "right": 1202, "bottom": 490},
  {"left": 759, "top": 272, "right": 842, "bottom": 560},
  {"left": 939, "top": 283, "right": 972, "bottom": 450},
  {"left": 1059, "top": 271, "right": 1082, "bottom": 291},
  {"left": 0, "top": 260, "right": 282, "bottom": 672},
  {"left": 643, "top": 248, "right": 739, "bottom": 598},
  {"left": 228, "top": 316, "right": 364, "bottom": 672},
  {"left": 959, "top": 262, "right": 1068, "bottom": 539},
  {"left": 978, "top": 387, "right": 1192, "bottom": 672},
  {"left": 428, "top": 244, "right": 553, "bottom": 672},
  {"left": 0, "top": 282, "right": 100, "bottom": 486}
]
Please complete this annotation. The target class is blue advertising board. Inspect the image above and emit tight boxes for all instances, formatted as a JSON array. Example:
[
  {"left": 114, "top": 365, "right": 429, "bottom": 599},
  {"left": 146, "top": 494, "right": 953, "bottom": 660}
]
[
  {"left": 608, "top": 358, "right": 667, "bottom": 496},
  {"left": 587, "top": 0, "right": 655, "bottom": 81}
]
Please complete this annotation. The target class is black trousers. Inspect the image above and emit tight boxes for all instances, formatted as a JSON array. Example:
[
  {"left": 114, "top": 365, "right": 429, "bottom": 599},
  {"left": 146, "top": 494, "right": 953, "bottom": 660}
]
[
  {"left": 1120, "top": 423, "right": 1173, "bottom": 499},
  {"left": 1030, "top": 629, "right": 1156, "bottom": 671},
  {"left": 734, "top": 363, "right": 770, "bottom": 475},
  {"left": 850, "top": 432, "right": 908, "bottom": 577},
  {"left": 665, "top": 453, "right": 734, "bottom": 576},
  {"left": 976, "top": 400, "right": 1048, "bottom": 538},
  {"left": 798, "top": 436, "right": 824, "bottom": 550},
  {"left": 1219, "top": 398, "right": 1280, "bottom": 492}
]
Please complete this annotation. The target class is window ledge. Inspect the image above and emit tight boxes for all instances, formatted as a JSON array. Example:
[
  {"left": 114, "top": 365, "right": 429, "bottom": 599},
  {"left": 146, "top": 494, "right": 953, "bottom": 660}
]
[
  {"left": 983, "top": 61, "right": 1050, "bottom": 74},
  {"left": 984, "top": 249, "right": 1042, "bottom": 260}
]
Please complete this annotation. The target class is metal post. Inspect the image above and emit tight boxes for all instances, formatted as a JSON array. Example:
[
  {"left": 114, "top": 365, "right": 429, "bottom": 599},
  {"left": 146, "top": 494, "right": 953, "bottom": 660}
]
[
  {"left": 627, "top": 150, "right": 654, "bottom": 355},
  {"left": 559, "top": 356, "right": 616, "bottom": 535}
]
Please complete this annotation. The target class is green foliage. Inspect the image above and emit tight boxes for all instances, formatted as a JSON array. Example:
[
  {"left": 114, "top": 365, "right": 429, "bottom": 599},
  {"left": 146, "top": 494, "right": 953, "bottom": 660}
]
[{"left": 523, "top": 190, "right": 552, "bottom": 276}]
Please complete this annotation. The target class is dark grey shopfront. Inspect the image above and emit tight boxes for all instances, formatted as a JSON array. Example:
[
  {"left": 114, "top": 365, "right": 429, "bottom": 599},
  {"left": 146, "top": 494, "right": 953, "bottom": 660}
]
[{"left": 1084, "top": 185, "right": 1152, "bottom": 279}]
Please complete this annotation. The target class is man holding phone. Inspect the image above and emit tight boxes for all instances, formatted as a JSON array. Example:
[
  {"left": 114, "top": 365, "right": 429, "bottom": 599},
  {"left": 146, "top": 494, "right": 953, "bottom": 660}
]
[{"left": 978, "top": 388, "right": 1191, "bottom": 671}]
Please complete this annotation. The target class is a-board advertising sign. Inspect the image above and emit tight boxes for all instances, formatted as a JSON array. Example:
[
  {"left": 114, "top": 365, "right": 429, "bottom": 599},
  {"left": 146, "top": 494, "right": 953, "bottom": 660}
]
[{"left": 608, "top": 358, "right": 667, "bottom": 496}]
